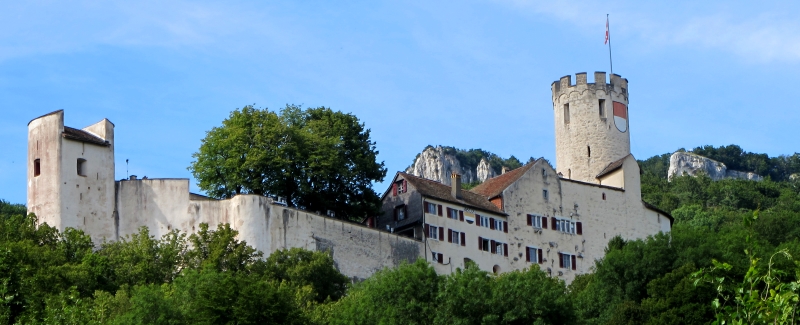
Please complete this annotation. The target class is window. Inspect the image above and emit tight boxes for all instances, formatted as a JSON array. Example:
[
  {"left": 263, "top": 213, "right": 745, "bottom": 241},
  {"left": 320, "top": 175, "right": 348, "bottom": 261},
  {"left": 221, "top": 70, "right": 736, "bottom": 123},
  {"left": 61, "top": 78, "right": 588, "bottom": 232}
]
[
  {"left": 449, "top": 229, "right": 463, "bottom": 245},
  {"left": 526, "top": 247, "right": 543, "bottom": 264},
  {"left": 447, "top": 208, "right": 460, "bottom": 220},
  {"left": 542, "top": 168, "right": 546, "bottom": 178},
  {"left": 494, "top": 242, "right": 505, "bottom": 256},
  {"left": 425, "top": 202, "right": 437, "bottom": 214},
  {"left": 559, "top": 253, "right": 577, "bottom": 270},
  {"left": 543, "top": 189, "right": 549, "bottom": 201},
  {"left": 427, "top": 225, "right": 439, "bottom": 240},
  {"left": 479, "top": 237, "right": 490, "bottom": 252},
  {"left": 478, "top": 215, "right": 490, "bottom": 228},
  {"left": 588, "top": 146, "right": 591, "bottom": 157},
  {"left": 564, "top": 103, "right": 570, "bottom": 124},
  {"left": 554, "top": 218, "right": 582, "bottom": 235},
  {"left": 493, "top": 219, "right": 504, "bottom": 232},
  {"left": 599, "top": 99, "right": 606, "bottom": 117},
  {"left": 394, "top": 205, "right": 406, "bottom": 221},
  {"left": 34, "top": 159, "right": 41, "bottom": 177},
  {"left": 392, "top": 179, "right": 407, "bottom": 196},
  {"left": 431, "top": 251, "right": 443, "bottom": 264},
  {"left": 77, "top": 158, "right": 86, "bottom": 176},
  {"left": 602, "top": 193, "right": 606, "bottom": 200},
  {"left": 527, "top": 214, "right": 543, "bottom": 228}
]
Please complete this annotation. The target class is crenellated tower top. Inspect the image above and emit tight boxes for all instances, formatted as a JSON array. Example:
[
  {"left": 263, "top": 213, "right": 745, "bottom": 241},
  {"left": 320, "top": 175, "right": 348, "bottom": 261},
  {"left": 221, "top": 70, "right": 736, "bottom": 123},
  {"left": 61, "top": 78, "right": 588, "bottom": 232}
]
[{"left": 551, "top": 72, "right": 631, "bottom": 183}]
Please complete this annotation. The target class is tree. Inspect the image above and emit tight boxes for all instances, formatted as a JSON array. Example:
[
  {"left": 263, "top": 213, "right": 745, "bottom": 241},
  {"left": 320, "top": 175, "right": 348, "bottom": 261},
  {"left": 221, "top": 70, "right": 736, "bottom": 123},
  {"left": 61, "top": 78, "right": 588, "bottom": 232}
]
[{"left": 189, "top": 105, "right": 387, "bottom": 221}]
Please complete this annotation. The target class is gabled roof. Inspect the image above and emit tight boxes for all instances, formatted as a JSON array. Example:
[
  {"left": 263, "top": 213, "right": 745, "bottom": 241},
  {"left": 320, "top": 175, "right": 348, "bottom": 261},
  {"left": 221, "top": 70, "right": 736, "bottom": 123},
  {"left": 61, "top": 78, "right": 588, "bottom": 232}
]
[
  {"left": 595, "top": 154, "right": 631, "bottom": 179},
  {"left": 63, "top": 126, "right": 109, "bottom": 146},
  {"left": 470, "top": 162, "right": 535, "bottom": 199},
  {"left": 398, "top": 172, "right": 505, "bottom": 215}
]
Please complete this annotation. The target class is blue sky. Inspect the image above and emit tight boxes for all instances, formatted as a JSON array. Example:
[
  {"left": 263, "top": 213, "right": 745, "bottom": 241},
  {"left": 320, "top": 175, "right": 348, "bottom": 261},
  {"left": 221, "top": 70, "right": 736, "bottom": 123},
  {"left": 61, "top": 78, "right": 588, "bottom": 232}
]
[{"left": 2, "top": 1, "right": 800, "bottom": 204}]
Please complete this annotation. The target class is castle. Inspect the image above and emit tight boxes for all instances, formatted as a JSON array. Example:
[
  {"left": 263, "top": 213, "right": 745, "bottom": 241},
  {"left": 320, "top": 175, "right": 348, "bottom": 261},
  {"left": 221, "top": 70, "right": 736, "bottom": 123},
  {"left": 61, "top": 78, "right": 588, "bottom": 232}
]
[{"left": 27, "top": 72, "right": 670, "bottom": 282}]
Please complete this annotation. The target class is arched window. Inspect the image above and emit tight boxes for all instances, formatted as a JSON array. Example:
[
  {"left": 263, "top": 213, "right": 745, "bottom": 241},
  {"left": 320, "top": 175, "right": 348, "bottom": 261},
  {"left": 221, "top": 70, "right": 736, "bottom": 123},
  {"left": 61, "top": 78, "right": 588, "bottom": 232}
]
[{"left": 493, "top": 265, "right": 501, "bottom": 274}]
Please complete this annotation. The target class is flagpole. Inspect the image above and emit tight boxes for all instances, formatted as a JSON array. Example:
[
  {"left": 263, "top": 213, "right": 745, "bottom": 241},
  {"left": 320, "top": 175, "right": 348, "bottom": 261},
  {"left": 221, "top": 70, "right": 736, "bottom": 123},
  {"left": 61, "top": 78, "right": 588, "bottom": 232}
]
[{"left": 607, "top": 14, "right": 613, "bottom": 77}]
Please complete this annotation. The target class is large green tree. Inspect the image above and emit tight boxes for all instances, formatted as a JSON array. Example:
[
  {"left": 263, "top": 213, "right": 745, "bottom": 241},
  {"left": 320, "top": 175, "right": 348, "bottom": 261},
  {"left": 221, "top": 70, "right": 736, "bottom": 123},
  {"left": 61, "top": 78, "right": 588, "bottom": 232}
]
[{"left": 189, "top": 105, "right": 386, "bottom": 221}]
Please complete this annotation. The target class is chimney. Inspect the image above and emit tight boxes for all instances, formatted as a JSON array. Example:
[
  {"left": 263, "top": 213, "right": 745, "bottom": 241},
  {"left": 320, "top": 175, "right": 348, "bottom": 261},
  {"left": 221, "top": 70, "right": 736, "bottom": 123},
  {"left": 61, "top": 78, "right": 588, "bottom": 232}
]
[
  {"left": 451, "top": 172, "right": 462, "bottom": 199},
  {"left": 501, "top": 166, "right": 509, "bottom": 174}
]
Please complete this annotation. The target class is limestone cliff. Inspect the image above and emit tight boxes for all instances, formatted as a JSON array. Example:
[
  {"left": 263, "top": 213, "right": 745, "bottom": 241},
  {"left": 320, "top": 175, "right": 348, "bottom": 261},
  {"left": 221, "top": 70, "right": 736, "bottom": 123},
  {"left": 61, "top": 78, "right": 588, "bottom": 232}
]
[
  {"left": 405, "top": 146, "right": 502, "bottom": 185},
  {"left": 668, "top": 152, "right": 764, "bottom": 181}
]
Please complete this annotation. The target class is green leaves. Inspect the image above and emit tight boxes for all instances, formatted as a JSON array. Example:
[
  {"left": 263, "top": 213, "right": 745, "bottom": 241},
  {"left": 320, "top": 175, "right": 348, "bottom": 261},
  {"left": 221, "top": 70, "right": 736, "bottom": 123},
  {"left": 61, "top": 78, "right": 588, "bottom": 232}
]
[{"left": 189, "top": 105, "right": 387, "bottom": 221}]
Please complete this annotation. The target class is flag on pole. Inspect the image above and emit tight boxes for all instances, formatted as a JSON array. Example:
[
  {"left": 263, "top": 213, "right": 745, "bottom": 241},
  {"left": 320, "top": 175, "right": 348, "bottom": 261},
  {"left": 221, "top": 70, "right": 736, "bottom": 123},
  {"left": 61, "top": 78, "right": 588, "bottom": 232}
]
[{"left": 605, "top": 17, "right": 609, "bottom": 44}]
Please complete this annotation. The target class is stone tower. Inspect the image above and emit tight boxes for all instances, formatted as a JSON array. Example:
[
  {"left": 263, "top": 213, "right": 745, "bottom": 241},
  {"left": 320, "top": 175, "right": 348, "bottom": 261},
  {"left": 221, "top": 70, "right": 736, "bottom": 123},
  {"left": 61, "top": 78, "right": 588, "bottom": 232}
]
[
  {"left": 27, "top": 110, "right": 117, "bottom": 242},
  {"left": 552, "top": 72, "right": 630, "bottom": 183}
]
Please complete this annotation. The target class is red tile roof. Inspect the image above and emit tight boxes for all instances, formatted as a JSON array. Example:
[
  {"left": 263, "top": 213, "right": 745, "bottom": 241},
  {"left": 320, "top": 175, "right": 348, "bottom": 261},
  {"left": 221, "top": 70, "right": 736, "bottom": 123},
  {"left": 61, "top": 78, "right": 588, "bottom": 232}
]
[
  {"left": 470, "top": 162, "right": 535, "bottom": 199},
  {"left": 63, "top": 126, "right": 109, "bottom": 146},
  {"left": 399, "top": 172, "right": 505, "bottom": 215}
]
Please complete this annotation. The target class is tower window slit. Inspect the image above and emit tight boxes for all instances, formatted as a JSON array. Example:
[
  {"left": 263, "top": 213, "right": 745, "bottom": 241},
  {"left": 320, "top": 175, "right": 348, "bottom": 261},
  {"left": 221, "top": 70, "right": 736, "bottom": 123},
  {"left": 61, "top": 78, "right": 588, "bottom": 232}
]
[
  {"left": 588, "top": 146, "right": 591, "bottom": 157},
  {"left": 77, "top": 159, "right": 87, "bottom": 176},
  {"left": 564, "top": 103, "right": 570, "bottom": 124},
  {"left": 34, "top": 159, "right": 41, "bottom": 176},
  {"left": 599, "top": 99, "right": 605, "bottom": 117}
]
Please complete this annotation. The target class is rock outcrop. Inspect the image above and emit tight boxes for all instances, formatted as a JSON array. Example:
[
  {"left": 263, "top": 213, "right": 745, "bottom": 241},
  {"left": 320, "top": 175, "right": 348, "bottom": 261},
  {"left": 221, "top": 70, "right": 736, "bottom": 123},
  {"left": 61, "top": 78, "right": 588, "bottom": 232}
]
[
  {"left": 406, "top": 146, "right": 496, "bottom": 185},
  {"left": 668, "top": 152, "right": 763, "bottom": 181}
]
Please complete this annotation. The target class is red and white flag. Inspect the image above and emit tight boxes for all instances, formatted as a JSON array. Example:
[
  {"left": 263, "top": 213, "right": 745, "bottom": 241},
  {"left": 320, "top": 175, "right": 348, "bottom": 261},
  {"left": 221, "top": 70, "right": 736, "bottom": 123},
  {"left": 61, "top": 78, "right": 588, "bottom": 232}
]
[{"left": 605, "top": 17, "right": 609, "bottom": 44}]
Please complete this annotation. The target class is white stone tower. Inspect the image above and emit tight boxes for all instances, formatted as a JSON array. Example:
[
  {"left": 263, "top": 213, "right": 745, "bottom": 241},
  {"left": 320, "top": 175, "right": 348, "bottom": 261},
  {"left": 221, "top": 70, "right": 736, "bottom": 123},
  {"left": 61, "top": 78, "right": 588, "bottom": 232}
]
[
  {"left": 552, "top": 72, "right": 630, "bottom": 183},
  {"left": 27, "top": 110, "right": 117, "bottom": 242}
]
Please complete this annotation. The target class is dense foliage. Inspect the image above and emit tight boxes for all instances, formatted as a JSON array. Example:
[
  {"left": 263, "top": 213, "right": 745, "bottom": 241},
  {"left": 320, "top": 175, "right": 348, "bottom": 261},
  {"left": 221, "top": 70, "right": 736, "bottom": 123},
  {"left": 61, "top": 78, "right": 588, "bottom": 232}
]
[
  {"left": 6, "top": 143, "right": 800, "bottom": 324},
  {"left": 189, "top": 105, "right": 387, "bottom": 221}
]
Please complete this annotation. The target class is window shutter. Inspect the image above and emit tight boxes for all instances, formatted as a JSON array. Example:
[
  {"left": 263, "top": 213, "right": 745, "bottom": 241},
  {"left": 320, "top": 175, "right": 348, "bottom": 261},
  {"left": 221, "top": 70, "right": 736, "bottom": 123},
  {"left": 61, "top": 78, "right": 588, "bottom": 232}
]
[
  {"left": 448, "top": 229, "right": 452, "bottom": 243},
  {"left": 527, "top": 214, "right": 532, "bottom": 226},
  {"left": 526, "top": 247, "right": 531, "bottom": 262},
  {"left": 503, "top": 243, "right": 508, "bottom": 257},
  {"left": 490, "top": 240, "right": 496, "bottom": 254},
  {"left": 558, "top": 253, "right": 564, "bottom": 268},
  {"left": 403, "top": 179, "right": 407, "bottom": 193},
  {"left": 424, "top": 202, "right": 428, "bottom": 213},
  {"left": 572, "top": 255, "right": 577, "bottom": 270},
  {"left": 503, "top": 221, "right": 508, "bottom": 233},
  {"left": 551, "top": 217, "right": 557, "bottom": 230},
  {"left": 576, "top": 222, "right": 582, "bottom": 235},
  {"left": 475, "top": 214, "right": 481, "bottom": 226},
  {"left": 446, "top": 207, "right": 451, "bottom": 217},
  {"left": 490, "top": 218, "right": 495, "bottom": 230},
  {"left": 392, "top": 183, "right": 397, "bottom": 196},
  {"left": 393, "top": 208, "right": 397, "bottom": 221},
  {"left": 459, "top": 211, "right": 464, "bottom": 222},
  {"left": 424, "top": 224, "right": 430, "bottom": 237},
  {"left": 538, "top": 249, "right": 543, "bottom": 264},
  {"left": 478, "top": 236, "right": 482, "bottom": 250},
  {"left": 542, "top": 217, "right": 547, "bottom": 229},
  {"left": 438, "top": 205, "right": 443, "bottom": 216},
  {"left": 438, "top": 253, "right": 443, "bottom": 264},
  {"left": 439, "top": 227, "right": 444, "bottom": 241},
  {"left": 460, "top": 233, "right": 465, "bottom": 246}
]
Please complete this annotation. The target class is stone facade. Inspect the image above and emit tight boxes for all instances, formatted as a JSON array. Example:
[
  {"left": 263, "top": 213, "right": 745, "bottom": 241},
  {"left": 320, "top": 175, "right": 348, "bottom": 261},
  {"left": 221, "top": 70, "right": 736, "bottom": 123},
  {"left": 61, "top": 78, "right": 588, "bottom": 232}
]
[
  {"left": 552, "top": 72, "right": 630, "bottom": 183},
  {"left": 26, "top": 110, "right": 423, "bottom": 281}
]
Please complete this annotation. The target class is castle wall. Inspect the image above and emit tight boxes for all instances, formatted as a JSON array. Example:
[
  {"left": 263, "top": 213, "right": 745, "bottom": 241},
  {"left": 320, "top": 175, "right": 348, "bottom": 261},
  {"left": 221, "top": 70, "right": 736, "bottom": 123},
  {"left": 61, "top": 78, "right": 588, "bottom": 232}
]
[
  {"left": 59, "top": 138, "right": 115, "bottom": 242},
  {"left": 27, "top": 111, "right": 64, "bottom": 229},
  {"left": 552, "top": 72, "right": 630, "bottom": 183},
  {"left": 115, "top": 179, "right": 423, "bottom": 280}
]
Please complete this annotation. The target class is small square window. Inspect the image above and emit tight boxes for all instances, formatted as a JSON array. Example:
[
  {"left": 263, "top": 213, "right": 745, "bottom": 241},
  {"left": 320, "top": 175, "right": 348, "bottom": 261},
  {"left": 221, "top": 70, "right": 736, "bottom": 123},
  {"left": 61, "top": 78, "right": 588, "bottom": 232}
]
[{"left": 543, "top": 189, "right": 549, "bottom": 201}]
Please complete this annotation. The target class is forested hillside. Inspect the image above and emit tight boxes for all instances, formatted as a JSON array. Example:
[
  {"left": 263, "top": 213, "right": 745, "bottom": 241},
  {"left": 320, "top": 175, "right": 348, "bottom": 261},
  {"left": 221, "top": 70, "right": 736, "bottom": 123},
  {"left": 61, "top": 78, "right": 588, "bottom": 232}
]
[{"left": 2, "top": 145, "right": 800, "bottom": 324}]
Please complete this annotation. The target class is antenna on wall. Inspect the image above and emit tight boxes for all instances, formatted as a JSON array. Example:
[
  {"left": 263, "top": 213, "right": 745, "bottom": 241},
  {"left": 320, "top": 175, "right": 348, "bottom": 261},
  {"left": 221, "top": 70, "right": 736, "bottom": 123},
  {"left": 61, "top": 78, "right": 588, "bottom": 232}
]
[{"left": 126, "top": 159, "right": 129, "bottom": 179}]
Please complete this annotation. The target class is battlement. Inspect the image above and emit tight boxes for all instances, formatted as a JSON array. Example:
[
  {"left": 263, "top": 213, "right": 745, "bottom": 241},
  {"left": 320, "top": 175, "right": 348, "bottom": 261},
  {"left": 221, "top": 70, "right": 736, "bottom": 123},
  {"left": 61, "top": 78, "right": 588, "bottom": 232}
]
[{"left": 551, "top": 72, "right": 628, "bottom": 96}]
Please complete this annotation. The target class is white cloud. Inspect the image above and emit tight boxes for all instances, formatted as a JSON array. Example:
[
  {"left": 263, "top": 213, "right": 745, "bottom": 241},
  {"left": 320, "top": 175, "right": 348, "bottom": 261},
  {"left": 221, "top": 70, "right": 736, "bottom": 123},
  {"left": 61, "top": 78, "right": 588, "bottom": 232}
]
[{"left": 501, "top": 0, "right": 800, "bottom": 63}]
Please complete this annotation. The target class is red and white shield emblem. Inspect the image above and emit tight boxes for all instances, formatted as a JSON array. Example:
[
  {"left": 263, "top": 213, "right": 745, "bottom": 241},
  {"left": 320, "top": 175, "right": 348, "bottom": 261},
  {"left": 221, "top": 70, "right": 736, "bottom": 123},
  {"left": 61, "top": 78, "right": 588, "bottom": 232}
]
[{"left": 613, "top": 101, "right": 627, "bottom": 132}]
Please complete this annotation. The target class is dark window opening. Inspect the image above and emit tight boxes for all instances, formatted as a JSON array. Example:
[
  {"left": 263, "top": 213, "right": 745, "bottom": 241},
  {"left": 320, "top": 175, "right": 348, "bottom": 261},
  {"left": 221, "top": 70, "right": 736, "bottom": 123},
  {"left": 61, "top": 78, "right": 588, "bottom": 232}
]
[
  {"left": 588, "top": 146, "right": 591, "bottom": 157},
  {"left": 34, "top": 159, "right": 41, "bottom": 177},
  {"left": 599, "top": 99, "right": 606, "bottom": 117},
  {"left": 602, "top": 193, "right": 606, "bottom": 200},
  {"left": 77, "top": 159, "right": 87, "bottom": 176},
  {"left": 564, "top": 104, "right": 570, "bottom": 124}
]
